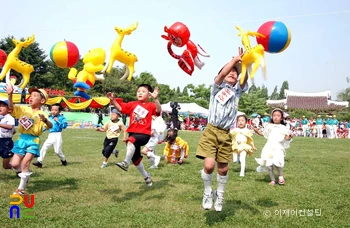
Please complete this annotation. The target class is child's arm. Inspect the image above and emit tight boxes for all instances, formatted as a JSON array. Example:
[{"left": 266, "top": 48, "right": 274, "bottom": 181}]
[
  {"left": 215, "top": 47, "right": 244, "bottom": 85},
  {"left": 0, "top": 122, "right": 14, "bottom": 130},
  {"left": 253, "top": 127, "right": 263, "bottom": 136},
  {"left": 39, "top": 114, "right": 53, "bottom": 129},
  {"left": 5, "top": 85, "right": 14, "bottom": 110},
  {"left": 106, "top": 92, "right": 122, "bottom": 112},
  {"left": 121, "top": 123, "right": 127, "bottom": 141},
  {"left": 150, "top": 87, "right": 161, "bottom": 113},
  {"left": 285, "top": 134, "right": 293, "bottom": 141}
]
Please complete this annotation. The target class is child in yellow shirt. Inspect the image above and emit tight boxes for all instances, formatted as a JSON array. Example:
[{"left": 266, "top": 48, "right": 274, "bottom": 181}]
[
  {"left": 6, "top": 86, "right": 52, "bottom": 195},
  {"left": 163, "top": 129, "right": 189, "bottom": 164}
]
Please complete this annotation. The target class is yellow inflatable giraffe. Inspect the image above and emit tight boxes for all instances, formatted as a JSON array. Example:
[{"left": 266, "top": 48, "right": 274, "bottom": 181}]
[
  {"left": 0, "top": 35, "right": 35, "bottom": 89},
  {"left": 236, "top": 26, "right": 266, "bottom": 85},
  {"left": 102, "top": 22, "right": 138, "bottom": 81}
]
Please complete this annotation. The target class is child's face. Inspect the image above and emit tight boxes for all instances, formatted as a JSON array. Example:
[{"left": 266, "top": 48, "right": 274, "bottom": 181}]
[
  {"left": 110, "top": 113, "right": 119, "bottom": 122},
  {"left": 29, "top": 91, "right": 45, "bottom": 107},
  {"left": 224, "top": 67, "right": 238, "bottom": 85},
  {"left": 272, "top": 111, "right": 283, "bottom": 124},
  {"left": 51, "top": 105, "right": 60, "bottom": 117},
  {"left": 237, "top": 116, "right": 247, "bottom": 128},
  {"left": 136, "top": 86, "right": 150, "bottom": 102},
  {"left": 0, "top": 103, "right": 9, "bottom": 115}
]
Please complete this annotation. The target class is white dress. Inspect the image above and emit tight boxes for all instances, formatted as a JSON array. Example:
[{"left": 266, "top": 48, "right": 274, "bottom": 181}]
[{"left": 256, "top": 124, "right": 291, "bottom": 170}]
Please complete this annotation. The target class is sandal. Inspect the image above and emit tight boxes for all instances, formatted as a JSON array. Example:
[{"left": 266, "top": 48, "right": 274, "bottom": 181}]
[
  {"left": 269, "top": 181, "right": 276, "bottom": 186},
  {"left": 278, "top": 176, "right": 285, "bottom": 185}
]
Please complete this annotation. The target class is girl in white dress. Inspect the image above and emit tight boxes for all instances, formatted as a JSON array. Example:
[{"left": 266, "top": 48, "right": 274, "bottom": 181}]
[
  {"left": 230, "top": 115, "right": 256, "bottom": 177},
  {"left": 254, "top": 109, "right": 293, "bottom": 186}
]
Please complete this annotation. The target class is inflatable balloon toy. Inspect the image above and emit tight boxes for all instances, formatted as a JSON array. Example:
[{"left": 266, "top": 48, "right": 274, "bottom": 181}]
[
  {"left": 101, "top": 22, "right": 138, "bottom": 81},
  {"left": 68, "top": 48, "right": 106, "bottom": 100},
  {"left": 50, "top": 41, "right": 80, "bottom": 68},
  {"left": 236, "top": 26, "right": 266, "bottom": 85},
  {"left": 256, "top": 21, "right": 291, "bottom": 54},
  {"left": 161, "top": 22, "right": 210, "bottom": 76},
  {"left": 0, "top": 49, "right": 7, "bottom": 68},
  {"left": 0, "top": 35, "right": 35, "bottom": 89}
]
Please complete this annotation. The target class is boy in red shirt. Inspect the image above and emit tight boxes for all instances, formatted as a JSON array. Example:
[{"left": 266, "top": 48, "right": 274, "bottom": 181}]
[{"left": 107, "top": 84, "right": 161, "bottom": 186}]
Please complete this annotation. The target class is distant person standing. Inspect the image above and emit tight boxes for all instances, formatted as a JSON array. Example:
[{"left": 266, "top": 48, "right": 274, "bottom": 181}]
[
  {"left": 20, "top": 88, "right": 27, "bottom": 104},
  {"left": 97, "top": 110, "right": 103, "bottom": 125},
  {"left": 316, "top": 115, "right": 323, "bottom": 138},
  {"left": 332, "top": 115, "right": 339, "bottom": 139},
  {"left": 301, "top": 116, "right": 308, "bottom": 137}
]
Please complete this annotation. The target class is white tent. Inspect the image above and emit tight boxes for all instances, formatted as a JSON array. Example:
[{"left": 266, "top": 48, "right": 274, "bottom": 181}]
[{"left": 161, "top": 102, "right": 209, "bottom": 116}]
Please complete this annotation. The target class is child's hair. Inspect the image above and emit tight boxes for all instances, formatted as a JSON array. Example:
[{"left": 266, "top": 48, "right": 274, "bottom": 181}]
[
  {"left": 138, "top": 84, "right": 153, "bottom": 93},
  {"left": 236, "top": 114, "right": 248, "bottom": 123},
  {"left": 270, "top": 108, "right": 286, "bottom": 125},
  {"left": 165, "top": 129, "right": 178, "bottom": 144},
  {"left": 51, "top": 103, "right": 63, "bottom": 112}
]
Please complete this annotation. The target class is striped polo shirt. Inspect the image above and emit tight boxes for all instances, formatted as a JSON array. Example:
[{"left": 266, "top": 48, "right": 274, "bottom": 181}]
[{"left": 207, "top": 80, "right": 248, "bottom": 130}]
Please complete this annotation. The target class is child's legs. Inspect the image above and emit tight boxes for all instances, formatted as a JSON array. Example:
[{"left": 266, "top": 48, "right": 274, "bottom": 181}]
[
  {"left": 53, "top": 133, "right": 66, "bottom": 161},
  {"left": 276, "top": 165, "right": 283, "bottom": 176},
  {"left": 21, "top": 152, "right": 35, "bottom": 173},
  {"left": 239, "top": 151, "right": 247, "bottom": 176},
  {"left": 11, "top": 154, "right": 23, "bottom": 170},
  {"left": 38, "top": 136, "right": 54, "bottom": 162},
  {"left": 102, "top": 137, "right": 118, "bottom": 162},
  {"left": 267, "top": 165, "right": 275, "bottom": 181},
  {"left": 217, "top": 162, "right": 229, "bottom": 195},
  {"left": 129, "top": 134, "right": 151, "bottom": 165},
  {"left": 3, "top": 158, "right": 12, "bottom": 169}
]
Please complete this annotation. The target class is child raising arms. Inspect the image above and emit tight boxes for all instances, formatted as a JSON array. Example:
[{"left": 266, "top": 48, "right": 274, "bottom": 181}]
[{"left": 254, "top": 108, "right": 293, "bottom": 186}]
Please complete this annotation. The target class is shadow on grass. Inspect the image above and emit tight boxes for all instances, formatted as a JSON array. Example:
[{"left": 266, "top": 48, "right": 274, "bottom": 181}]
[
  {"left": 99, "top": 188, "right": 122, "bottom": 195},
  {"left": 255, "top": 197, "right": 279, "bottom": 207},
  {"left": 29, "top": 178, "right": 79, "bottom": 192},
  {"left": 204, "top": 199, "right": 260, "bottom": 226},
  {"left": 231, "top": 167, "right": 255, "bottom": 173},
  {"left": 111, "top": 179, "right": 172, "bottom": 203}
]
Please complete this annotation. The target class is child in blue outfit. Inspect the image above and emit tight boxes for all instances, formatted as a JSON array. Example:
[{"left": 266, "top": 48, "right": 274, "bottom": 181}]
[{"left": 33, "top": 103, "right": 68, "bottom": 168}]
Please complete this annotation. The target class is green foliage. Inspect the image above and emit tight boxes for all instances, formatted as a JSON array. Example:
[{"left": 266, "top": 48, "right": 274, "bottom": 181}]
[
  {"left": 337, "top": 87, "right": 350, "bottom": 102},
  {"left": 239, "top": 87, "right": 269, "bottom": 115},
  {"left": 278, "top": 81, "right": 289, "bottom": 99},
  {"left": 269, "top": 86, "right": 279, "bottom": 100}
]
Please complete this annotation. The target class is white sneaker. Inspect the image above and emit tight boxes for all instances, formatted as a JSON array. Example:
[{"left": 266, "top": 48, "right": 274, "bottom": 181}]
[
  {"left": 154, "top": 155, "right": 161, "bottom": 167},
  {"left": 100, "top": 163, "right": 107, "bottom": 168},
  {"left": 149, "top": 165, "right": 157, "bottom": 169},
  {"left": 202, "top": 192, "right": 213, "bottom": 210},
  {"left": 144, "top": 173, "right": 152, "bottom": 187},
  {"left": 213, "top": 190, "right": 224, "bottom": 212},
  {"left": 239, "top": 173, "right": 245, "bottom": 177}
]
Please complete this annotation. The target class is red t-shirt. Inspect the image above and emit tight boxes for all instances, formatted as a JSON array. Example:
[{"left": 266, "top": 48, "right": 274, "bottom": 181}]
[{"left": 120, "top": 100, "right": 159, "bottom": 135}]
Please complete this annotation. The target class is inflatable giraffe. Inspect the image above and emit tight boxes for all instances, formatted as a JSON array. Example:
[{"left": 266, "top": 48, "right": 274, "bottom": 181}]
[
  {"left": 102, "top": 22, "right": 138, "bottom": 81},
  {"left": 0, "top": 35, "right": 35, "bottom": 89}
]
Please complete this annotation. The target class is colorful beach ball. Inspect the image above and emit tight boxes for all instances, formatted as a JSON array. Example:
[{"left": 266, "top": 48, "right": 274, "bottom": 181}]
[
  {"left": 50, "top": 41, "right": 79, "bottom": 68},
  {"left": 256, "top": 21, "right": 291, "bottom": 54},
  {"left": 0, "top": 49, "right": 7, "bottom": 68}
]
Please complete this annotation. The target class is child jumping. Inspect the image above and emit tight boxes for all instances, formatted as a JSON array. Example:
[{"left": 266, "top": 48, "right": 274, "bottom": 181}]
[
  {"left": 107, "top": 84, "right": 161, "bottom": 187},
  {"left": 163, "top": 129, "right": 189, "bottom": 164},
  {"left": 0, "top": 99, "right": 15, "bottom": 169},
  {"left": 230, "top": 114, "right": 256, "bottom": 177},
  {"left": 6, "top": 86, "right": 52, "bottom": 195},
  {"left": 33, "top": 103, "right": 68, "bottom": 168},
  {"left": 96, "top": 109, "right": 127, "bottom": 168},
  {"left": 196, "top": 47, "right": 249, "bottom": 212},
  {"left": 254, "top": 108, "right": 293, "bottom": 186}
]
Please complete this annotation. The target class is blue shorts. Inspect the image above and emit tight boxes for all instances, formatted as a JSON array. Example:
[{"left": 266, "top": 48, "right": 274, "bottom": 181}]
[
  {"left": 12, "top": 134, "right": 40, "bottom": 157},
  {"left": 0, "top": 138, "right": 14, "bottom": 159}
]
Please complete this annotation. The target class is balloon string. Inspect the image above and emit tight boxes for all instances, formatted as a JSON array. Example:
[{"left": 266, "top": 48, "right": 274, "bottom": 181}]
[{"left": 229, "top": 9, "right": 350, "bottom": 24}]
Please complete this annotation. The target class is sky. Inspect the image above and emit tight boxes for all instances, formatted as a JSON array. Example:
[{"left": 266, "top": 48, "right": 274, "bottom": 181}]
[{"left": 1, "top": 0, "right": 350, "bottom": 100}]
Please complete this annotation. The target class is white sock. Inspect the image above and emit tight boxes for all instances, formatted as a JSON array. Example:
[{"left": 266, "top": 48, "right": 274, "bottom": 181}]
[
  {"left": 216, "top": 173, "right": 228, "bottom": 196},
  {"left": 102, "top": 162, "right": 107, "bottom": 165},
  {"left": 180, "top": 149, "right": 185, "bottom": 160},
  {"left": 240, "top": 151, "right": 247, "bottom": 176},
  {"left": 147, "top": 151, "right": 156, "bottom": 159},
  {"left": 18, "top": 172, "right": 30, "bottom": 190},
  {"left": 125, "top": 142, "right": 136, "bottom": 165},
  {"left": 201, "top": 169, "right": 213, "bottom": 195},
  {"left": 136, "top": 162, "right": 148, "bottom": 178}
]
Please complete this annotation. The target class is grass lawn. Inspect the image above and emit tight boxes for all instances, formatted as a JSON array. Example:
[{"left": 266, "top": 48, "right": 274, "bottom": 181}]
[{"left": 1, "top": 129, "right": 349, "bottom": 227}]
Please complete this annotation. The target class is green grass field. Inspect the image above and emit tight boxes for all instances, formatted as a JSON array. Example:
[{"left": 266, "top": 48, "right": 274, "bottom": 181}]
[{"left": 1, "top": 129, "right": 349, "bottom": 227}]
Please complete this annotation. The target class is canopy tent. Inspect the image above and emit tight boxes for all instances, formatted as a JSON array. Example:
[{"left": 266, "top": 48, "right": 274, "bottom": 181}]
[
  {"left": 161, "top": 102, "right": 209, "bottom": 116},
  {"left": 0, "top": 93, "right": 121, "bottom": 110}
]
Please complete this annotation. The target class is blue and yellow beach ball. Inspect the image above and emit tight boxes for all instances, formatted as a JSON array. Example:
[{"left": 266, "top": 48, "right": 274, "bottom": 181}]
[
  {"left": 50, "top": 41, "right": 80, "bottom": 68},
  {"left": 256, "top": 21, "right": 291, "bottom": 54}
]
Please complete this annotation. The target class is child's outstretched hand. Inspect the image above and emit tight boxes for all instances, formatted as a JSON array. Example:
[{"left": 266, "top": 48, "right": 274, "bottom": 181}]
[
  {"left": 4, "top": 84, "right": 14, "bottom": 95},
  {"left": 232, "top": 47, "right": 245, "bottom": 62},
  {"left": 253, "top": 145, "right": 257, "bottom": 151},
  {"left": 106, "top": 92, "right": 115, "bottom": 100},
  {"left": 38, "top": 114, "right": 47, "bottom": 122},
  {"left": 149, "top": 87, "right": 159, "bottom": 99}
]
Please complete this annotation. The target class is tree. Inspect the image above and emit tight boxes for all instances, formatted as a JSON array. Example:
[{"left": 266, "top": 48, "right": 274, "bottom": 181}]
[
  {"left": 0, "top": 35, "right": 49, "bottom": 87},
  {"left": 239, "top": 89, "right": 269, "bottom": 115},
  {"left": 270, "top": 86, "right": 279, "bottom": 100},
  {"left": 278, "top": 81, "right": 289, "bottom": 99},
  {"left": 337, "top": 87, "right": 350, "bottom": 102},
  {"left": 261, "top": 85, "right": 269, "bottom": 99}
]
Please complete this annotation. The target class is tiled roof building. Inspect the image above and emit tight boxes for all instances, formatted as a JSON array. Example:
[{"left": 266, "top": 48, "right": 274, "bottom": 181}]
[{"left": 267, "top": 90, "right": 349, "bottom": 111}]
